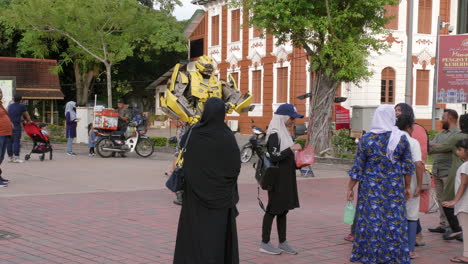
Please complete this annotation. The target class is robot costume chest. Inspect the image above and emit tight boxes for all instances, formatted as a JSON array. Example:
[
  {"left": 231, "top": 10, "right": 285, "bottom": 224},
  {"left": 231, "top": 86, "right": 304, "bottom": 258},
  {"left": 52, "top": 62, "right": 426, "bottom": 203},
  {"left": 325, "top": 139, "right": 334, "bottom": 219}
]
[{"left": 189, "top": 72, "right": 222, "bottom": 102}]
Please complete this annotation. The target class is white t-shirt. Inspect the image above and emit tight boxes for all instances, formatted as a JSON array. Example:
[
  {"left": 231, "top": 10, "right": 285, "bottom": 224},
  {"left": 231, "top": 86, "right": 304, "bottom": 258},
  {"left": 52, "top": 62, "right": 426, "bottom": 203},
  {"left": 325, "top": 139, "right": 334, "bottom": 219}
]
[
  {"left": 455, "top": 161, "right": 468, "bottom": 215},
  {"left": 403, "top": 131, "right": 422, "bottom": 221}
]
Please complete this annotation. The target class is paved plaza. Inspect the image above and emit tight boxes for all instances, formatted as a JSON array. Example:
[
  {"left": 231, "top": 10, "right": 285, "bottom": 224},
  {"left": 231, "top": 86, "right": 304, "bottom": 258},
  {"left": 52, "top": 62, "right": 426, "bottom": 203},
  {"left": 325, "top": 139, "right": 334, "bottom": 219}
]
[{"left": 0, "top": 142, "right": 463, "bottom": 264}]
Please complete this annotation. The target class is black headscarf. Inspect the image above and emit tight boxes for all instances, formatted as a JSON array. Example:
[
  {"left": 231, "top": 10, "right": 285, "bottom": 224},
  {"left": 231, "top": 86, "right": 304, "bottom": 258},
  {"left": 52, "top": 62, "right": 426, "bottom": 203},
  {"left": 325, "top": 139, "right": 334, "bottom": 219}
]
[{"left": 182, "top": 97, "right": 240, "bottom": 209}]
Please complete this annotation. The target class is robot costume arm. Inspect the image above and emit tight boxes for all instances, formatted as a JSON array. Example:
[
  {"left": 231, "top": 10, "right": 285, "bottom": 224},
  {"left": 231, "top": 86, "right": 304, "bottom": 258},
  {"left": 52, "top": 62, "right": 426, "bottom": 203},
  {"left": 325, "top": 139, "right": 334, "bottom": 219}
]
[
  {"left": 160, "top": 64, "right": 200, "bottom": 125},
  {"left": 222, "top": 73, "right": 255, "bottom": 114}
]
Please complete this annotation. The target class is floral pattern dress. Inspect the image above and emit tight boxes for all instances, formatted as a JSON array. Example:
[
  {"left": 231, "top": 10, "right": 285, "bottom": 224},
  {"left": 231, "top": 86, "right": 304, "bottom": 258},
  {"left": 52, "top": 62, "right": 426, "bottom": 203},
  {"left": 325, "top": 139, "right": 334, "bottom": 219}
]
[{"left": 349, "top": 132, "right": 415, "bottom": 264}]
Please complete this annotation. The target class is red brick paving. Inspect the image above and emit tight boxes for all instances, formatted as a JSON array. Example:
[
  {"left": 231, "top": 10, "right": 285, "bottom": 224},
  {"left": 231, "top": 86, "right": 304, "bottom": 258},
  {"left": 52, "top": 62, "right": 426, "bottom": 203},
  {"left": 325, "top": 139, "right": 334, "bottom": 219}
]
[{"left": 0, "top": 177, "right": 462, "bottom": 263}]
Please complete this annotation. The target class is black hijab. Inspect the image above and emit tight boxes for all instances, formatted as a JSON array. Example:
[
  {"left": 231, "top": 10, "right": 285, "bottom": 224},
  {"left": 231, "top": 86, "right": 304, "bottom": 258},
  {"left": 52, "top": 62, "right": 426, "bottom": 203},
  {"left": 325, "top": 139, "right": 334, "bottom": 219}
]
[{"left": 182, "top": 97, "right": 240, "bottom": 209}]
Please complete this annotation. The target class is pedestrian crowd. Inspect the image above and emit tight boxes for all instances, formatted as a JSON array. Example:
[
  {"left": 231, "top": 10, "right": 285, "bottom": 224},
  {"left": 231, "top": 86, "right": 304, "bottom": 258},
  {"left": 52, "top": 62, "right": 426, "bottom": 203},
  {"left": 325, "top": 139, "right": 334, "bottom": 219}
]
[
  {"left": 3, "top": 84, "right": 468, "bottom": 264},
  {"left": 347, "top": 103, "right": 468, "bottom": 264},
  {"left": 171, "top": 99, "right": 468, "bottom": 264},
  {"left": 0, "top": 88, "right": 141, "bottom": 188}
]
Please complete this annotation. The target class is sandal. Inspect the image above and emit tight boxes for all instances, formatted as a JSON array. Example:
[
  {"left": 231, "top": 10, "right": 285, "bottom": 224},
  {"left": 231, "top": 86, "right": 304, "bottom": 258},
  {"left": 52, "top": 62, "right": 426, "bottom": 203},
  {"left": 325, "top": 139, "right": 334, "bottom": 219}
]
[
  {"left": 451, "top": 257, "right": 468, "bottom": 263},
  {"left": 344, "top": 234, "right": 354, "bottom": 242},
  {"left": 445, "top": 232, "right": 463, "bottom": 241}
]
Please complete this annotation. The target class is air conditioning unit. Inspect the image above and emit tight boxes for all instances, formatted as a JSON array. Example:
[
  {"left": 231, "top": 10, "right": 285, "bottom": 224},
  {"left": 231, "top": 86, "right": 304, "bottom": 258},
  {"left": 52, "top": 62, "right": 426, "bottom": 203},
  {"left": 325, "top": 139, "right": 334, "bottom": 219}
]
[{"left": 227, "top": 120, "right": 239, "bottom": 132}]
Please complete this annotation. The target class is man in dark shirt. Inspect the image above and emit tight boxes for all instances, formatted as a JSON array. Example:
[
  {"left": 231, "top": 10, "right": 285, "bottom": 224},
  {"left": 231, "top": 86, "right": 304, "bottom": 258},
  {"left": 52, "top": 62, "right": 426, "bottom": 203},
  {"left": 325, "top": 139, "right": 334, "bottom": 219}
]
[
  {"left": 116, "top": 99, "right": 131, "bottom": 132},
  {"left": 7, "top": 96, "right": 31, "bottom": 163}
]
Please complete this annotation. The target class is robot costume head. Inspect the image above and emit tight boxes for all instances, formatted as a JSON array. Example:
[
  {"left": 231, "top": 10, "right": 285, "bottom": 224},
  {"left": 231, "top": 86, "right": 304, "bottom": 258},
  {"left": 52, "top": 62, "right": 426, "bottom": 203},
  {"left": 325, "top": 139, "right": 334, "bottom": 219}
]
[{"left": 195, "top": 55, "right": 215, "bottom": 76}]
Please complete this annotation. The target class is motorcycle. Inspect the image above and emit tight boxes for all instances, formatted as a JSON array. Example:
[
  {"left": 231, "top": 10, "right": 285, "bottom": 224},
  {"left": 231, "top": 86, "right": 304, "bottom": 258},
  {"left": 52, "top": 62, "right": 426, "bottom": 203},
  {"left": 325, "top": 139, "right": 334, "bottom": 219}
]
[
  {"left": 240, "top": 125, "right": 266, "bottom": 163},
  {"left": 95, "top": 121, "right": 154, "bottom": 158},
  {"left": 240, "top": 121, "right": 308, "bottom": 163}
]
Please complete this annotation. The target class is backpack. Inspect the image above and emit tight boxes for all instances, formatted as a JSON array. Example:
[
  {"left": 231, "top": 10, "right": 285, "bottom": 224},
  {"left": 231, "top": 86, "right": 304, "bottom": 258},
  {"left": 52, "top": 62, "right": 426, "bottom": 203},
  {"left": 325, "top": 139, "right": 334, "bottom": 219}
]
[{"left": 254, "top": 154, "right": 279, "bottom": 191}]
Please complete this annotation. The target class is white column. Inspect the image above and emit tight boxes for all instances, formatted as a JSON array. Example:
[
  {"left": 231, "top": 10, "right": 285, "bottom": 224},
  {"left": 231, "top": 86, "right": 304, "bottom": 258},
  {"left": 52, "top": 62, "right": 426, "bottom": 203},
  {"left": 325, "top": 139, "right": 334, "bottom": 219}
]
[{"left": 76, "top": 107, "right": 94, "bottom": 144}]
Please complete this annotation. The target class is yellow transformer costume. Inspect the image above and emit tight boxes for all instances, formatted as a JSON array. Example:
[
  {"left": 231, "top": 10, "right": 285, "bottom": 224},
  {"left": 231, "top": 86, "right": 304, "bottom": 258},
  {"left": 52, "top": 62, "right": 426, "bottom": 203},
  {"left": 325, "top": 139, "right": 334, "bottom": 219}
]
[{"left": 160, "top": 56, "right": 254, "bottom": 125}]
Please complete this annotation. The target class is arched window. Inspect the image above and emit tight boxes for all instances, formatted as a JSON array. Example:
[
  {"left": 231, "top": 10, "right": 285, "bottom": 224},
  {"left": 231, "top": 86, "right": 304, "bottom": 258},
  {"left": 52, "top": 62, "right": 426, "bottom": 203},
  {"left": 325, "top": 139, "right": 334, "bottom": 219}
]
[{"left": 381, "top": 67, "right": 395, "bottom": 103}]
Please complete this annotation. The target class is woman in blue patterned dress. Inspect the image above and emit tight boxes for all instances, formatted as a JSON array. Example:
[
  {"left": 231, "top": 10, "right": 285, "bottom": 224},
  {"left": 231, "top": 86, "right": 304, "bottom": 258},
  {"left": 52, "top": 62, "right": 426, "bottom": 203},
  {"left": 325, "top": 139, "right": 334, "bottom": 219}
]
[{"left": 346, "top": 105, "right": 415, "bottom": 264}]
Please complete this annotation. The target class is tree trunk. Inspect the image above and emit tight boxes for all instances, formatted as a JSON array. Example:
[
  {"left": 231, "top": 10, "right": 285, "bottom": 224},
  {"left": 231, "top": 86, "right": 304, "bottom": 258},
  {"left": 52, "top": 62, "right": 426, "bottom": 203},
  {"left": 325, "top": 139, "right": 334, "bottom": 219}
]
[
  {"left": 74, "top": 63, "right": 97, "bottom": 105},
  {"left": 105, "top": 62, "right": 112, "bottom": 108},
  {"left": 308, "top": 72, "right": 339, "bottom": 153}
]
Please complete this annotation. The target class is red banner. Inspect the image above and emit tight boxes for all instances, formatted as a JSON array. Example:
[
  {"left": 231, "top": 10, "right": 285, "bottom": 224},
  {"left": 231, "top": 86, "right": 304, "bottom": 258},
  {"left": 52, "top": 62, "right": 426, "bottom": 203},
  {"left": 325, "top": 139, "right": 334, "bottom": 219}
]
[
  {"left": 437, "top": 35, "right": 468, "bottom": 104},
  {"left": 335, "top": 105, "right": 350, "bottom": 130}
]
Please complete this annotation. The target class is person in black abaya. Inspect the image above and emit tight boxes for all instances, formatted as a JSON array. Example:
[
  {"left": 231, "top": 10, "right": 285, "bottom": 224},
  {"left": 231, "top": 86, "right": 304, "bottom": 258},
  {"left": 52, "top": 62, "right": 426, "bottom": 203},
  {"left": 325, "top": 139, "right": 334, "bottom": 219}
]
[
  {"left": 260, "top": 103, "right": 303, "bottom": 255},
  {"left": 173, "top": 97, "right": 241, "bottom": 264}
]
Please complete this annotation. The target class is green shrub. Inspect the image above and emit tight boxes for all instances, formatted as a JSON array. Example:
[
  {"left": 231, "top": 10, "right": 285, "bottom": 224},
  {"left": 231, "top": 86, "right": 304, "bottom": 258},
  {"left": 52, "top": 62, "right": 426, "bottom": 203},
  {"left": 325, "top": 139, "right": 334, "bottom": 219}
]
[
  {"left": 295, "top": 138, "right": 306, "bottom": 148},
  {"left": 428, "top": 130, "right": 438, "bottom": 141},
  {"left": 47, "top": 124, "right": 65, "bottom": 138},
  {"left": 332, "top": 129, "right": 356, "bottom": 158},
  {"left": 150, "top": 136, "right": 168, "bottom": 147},
  {"left": 50, "top": 136, "right": 68, "bottom": 143}
]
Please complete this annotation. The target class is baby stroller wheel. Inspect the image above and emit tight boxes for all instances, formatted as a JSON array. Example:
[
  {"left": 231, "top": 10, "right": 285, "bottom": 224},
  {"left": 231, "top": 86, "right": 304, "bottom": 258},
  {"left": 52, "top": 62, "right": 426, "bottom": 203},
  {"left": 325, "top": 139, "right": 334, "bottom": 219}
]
[
  {"left": 49, "top": 150, "right": 53, "bottom": 160},
  {"left": 40, "top": 154, "right": 45, "bottom": 161},
  {"left": 25, "top": 154, "right": 31, "bottom": 161}
]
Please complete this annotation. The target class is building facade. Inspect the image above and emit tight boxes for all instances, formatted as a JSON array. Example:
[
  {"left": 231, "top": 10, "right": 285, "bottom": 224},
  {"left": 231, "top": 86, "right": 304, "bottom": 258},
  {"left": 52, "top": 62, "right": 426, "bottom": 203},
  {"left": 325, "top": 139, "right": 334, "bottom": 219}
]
[
  {"left": 180, "top": 0, "right": 467, "bottom": 133},
  {"left": 0, "top": 57, "right": 64, "bottom": 124}
]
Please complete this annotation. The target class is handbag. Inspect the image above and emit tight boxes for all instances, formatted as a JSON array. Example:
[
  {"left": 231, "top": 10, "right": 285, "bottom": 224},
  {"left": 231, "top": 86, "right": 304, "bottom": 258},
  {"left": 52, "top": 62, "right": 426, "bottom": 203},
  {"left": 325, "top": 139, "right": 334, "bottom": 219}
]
[
  {"left": 343, "top": 201, "right": 356, "bottom": 225},
  {"left": 421, "top": 170, "right": 432, "bottom": 190},
  {"left": 165, "top": 126, "right": 194, "bottom": 193},
  {"left": 295, "top": 118, "right": 315, "bottom": 168},
  {"left": 254, "top": 154, "right": 279, "bottom": 191},
  {"left": 295, "top": 145, "right": 315, "bottom": 168}
]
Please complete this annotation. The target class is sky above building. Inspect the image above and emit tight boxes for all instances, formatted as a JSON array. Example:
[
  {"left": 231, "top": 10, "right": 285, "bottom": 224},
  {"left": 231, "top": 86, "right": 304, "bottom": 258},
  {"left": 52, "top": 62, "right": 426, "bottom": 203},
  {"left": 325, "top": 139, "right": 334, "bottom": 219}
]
[{"left": 172, "top": 0, "right": 200, "bottom": 21}]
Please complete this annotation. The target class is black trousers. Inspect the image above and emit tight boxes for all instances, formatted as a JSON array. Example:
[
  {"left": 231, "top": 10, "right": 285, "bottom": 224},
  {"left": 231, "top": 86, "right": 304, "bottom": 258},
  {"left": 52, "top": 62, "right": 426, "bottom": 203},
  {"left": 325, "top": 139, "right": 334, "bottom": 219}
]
[
  {"left": 262, "top": 210, "right": 288, "bottom": 243},
  {"left": 443, "top": 206, "right": 462, "bottom": 233}
]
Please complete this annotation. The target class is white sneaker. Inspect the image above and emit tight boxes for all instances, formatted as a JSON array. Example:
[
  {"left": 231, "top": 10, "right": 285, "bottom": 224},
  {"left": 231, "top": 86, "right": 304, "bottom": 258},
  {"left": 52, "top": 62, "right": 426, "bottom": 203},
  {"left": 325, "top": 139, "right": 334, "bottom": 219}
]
[
  {"left": 7, "top": 157, "right": 13, "bottom": 162},
  {"left": 13, "top": 158, "right": 24, "bottom": 163}
]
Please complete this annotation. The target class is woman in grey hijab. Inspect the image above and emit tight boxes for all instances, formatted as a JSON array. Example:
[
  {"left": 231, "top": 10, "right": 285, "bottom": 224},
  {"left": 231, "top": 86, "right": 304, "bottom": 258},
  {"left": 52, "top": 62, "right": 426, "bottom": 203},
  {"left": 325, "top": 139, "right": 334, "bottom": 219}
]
[{"left": 65, "top": 101, "right": 78, "bottom": 156}]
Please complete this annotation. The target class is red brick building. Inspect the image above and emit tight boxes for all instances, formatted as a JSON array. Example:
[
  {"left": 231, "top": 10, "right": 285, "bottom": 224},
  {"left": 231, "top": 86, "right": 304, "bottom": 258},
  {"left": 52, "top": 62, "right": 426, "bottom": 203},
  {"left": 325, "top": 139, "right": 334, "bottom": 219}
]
[{"left": 155, "top": 0, "right": 464, "bottom": 133}]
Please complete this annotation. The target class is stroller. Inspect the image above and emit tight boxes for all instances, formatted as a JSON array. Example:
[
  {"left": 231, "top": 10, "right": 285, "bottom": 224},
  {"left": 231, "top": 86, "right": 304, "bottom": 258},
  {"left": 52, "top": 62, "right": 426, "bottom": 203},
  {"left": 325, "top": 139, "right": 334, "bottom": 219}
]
[{"left": 23, "top": 122, "right": 53, "bottom": 161}]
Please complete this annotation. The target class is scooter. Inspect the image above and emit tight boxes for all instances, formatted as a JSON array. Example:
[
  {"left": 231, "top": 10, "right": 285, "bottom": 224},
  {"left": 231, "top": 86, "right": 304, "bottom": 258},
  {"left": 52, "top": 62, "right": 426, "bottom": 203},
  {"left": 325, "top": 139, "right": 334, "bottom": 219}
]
[
  {"left": 240, "top": 124, "right": 267, "bottom": 163},
  {"left": 239, "top": 121, "right": 309, "bottom": 163},
  {"left": 95, "top": 121, "right": 154, "bottom": 158}
]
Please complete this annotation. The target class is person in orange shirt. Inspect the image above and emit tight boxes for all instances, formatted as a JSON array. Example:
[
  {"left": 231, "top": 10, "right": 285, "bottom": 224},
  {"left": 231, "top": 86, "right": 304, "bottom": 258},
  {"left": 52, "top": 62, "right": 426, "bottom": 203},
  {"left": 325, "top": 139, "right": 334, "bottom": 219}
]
[{"left": 0, "top": 89, "right": 13, "bottom": 186}]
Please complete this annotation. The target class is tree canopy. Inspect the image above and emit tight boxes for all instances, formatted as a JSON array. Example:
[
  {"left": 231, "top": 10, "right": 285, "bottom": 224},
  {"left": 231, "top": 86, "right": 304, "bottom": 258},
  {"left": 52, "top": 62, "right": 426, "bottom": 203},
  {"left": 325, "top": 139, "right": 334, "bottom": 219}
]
[
  {"left": 238, "top": 0, "right": 396, "bottom": 151},
  {"left": 2, "top": 0, "right": 186, "bottom": 107}
]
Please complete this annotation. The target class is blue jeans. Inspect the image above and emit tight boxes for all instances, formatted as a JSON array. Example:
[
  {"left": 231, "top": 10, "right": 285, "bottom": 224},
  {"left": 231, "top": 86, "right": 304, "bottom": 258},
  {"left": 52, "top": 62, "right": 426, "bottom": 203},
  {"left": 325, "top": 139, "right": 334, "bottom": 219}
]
[
  {"left": 408, "top": 220, "right": 418, "bottom": 252},
  {"left": 67, "top": 137, "right": 74, "bottom": 153},
  {"left": 7, "top": 126, "right": 21, "bottom": 157},
  {"left": 0, "top": 136, "right": 8, "bottom": 165}
]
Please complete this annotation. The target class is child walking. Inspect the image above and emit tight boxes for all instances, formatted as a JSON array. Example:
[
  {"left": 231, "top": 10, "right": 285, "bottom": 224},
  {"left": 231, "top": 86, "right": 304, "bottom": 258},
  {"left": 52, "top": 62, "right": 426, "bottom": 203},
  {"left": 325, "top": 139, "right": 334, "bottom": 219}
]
[
  {"left": 443, "top": 138, "right": 468, "bottom": 263},
  {"left": 88, "top": 123, "right": 96, "bottom": 156}
]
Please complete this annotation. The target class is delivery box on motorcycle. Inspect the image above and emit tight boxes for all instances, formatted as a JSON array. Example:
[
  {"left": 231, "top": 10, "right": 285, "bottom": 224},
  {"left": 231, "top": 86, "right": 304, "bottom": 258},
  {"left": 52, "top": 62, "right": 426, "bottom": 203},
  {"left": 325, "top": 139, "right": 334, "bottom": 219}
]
[{"left": 94, "top": 108, "right": 119, "bottom": 130}]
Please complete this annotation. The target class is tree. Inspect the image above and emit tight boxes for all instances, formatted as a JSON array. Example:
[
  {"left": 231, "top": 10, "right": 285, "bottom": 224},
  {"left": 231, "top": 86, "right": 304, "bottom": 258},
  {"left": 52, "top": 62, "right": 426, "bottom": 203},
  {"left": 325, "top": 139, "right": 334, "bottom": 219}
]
[
  {"left": 238, "top": 0, "right": 395, "bottom": 152},
  {"left": 3, "top": 0, "right": 185, "bottom": 107},
  {"left": 138, "top": 0, "right": 181, "bottom": 11}
]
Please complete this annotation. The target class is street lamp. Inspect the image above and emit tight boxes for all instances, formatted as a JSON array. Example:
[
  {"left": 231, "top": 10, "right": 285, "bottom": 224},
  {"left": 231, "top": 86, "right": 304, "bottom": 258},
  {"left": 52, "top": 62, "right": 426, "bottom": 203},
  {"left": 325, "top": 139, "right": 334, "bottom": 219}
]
[
  {"left": 295, "top": 93, "right": 347, "bottom": 103},
  {"left": 431, "top": 16, "right": 451, "bottom": 130}
]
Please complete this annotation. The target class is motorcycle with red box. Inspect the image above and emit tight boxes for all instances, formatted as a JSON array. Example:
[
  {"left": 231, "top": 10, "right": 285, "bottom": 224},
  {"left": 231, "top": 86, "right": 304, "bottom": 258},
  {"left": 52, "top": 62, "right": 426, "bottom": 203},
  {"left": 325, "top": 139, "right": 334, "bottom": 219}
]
[{"left": 93, "top": 108, "right": 154, "bottom": 158}]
